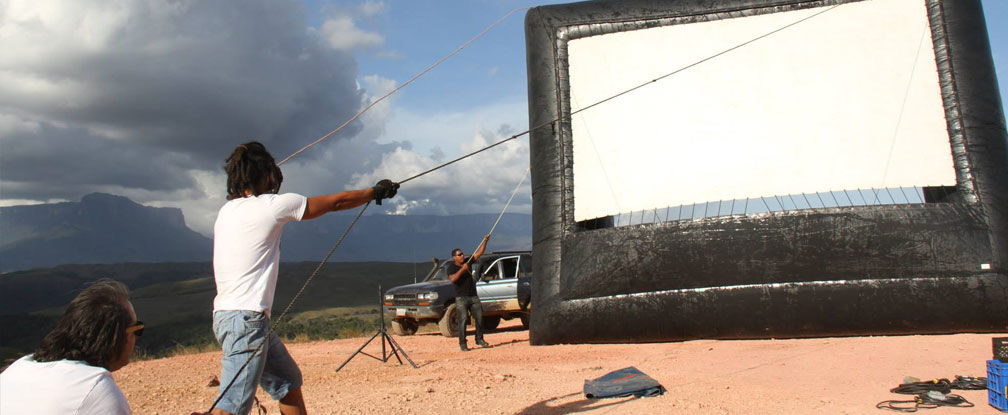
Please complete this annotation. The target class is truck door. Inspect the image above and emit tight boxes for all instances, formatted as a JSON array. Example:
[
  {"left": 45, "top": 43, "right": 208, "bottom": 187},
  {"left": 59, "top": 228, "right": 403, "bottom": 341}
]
[{"left": 476, "top": 256, "right": 520, "bottom": 310}]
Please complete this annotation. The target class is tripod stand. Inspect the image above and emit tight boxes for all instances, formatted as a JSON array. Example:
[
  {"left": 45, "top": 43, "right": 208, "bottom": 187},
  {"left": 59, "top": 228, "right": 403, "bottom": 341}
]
[{"left": 335, "top": 285, "right": 418, "bottom": 372}]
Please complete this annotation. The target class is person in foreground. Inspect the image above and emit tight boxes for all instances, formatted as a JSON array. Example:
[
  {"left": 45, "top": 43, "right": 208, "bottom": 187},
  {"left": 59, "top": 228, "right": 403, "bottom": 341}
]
[
  {"left": 0, "top": 279, "right": 143, "bottom": 415},
  {"left": 200, "top": 141, "right": 398, "bottom": 415},
  {"left": 447, "top": 234, "right": 491, "bottom": 352}
]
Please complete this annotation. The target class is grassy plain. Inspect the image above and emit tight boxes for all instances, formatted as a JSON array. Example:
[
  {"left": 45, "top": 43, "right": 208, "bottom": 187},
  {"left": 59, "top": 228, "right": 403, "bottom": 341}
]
[{"left": 0, "top": 261, "right": 426, "bottom": 363}]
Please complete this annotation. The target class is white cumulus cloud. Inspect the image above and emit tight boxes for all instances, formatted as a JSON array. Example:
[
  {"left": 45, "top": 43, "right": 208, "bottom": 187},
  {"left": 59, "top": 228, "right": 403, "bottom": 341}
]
[{"left": 321, "top": 15, "right": 384, "bottom": 51}]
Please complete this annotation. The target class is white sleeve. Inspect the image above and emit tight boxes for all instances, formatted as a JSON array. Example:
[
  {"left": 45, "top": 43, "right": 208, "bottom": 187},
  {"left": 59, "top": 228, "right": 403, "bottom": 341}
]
[
  {"left": 79, "top": 375, "right": 131, "bottom": 415},
  {"left": 272, "top": 193, "right": 308, "bottom": 222}
]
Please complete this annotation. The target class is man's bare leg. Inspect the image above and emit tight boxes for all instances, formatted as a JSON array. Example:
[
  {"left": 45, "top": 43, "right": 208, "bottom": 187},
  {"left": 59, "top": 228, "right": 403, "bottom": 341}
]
[
  {"left": 278, "top": 387, "right": 307, "bottom": 415},
  {"left": 194, "top": 388, "right": 305, "bottom": 415}
]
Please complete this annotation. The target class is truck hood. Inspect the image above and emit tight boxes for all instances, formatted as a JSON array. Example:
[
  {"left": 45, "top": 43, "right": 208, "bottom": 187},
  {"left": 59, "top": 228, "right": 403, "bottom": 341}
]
[{"left": 386, "top": 281, "right": 449, "bottom": 294}]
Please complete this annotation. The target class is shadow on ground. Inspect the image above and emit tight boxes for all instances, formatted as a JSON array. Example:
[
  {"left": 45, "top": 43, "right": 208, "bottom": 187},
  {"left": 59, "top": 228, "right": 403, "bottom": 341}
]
[{"left": 516, "top": 392, "right": 638, "bottom": 415}]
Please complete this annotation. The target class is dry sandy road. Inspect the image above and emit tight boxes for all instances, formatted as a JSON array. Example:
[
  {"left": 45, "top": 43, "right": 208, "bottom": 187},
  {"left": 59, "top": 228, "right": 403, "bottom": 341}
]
[{"left": 116, "top": 321, "right": 1003, "bottom": 414}]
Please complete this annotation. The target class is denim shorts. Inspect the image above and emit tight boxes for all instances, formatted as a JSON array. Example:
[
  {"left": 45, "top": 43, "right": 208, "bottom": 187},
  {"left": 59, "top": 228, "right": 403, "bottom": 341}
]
[{"left": 212, "top": 310, "right": 302, "bottom": 415}]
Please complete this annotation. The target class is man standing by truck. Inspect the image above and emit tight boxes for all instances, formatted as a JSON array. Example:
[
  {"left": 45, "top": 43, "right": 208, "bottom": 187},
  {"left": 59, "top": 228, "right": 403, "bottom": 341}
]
[{"left": 447, "top": 234, "right": 491, "bottom": 351}]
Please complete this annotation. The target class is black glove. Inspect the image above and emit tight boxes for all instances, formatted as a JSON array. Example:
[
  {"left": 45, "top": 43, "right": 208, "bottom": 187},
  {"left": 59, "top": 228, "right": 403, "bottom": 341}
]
[{"left": 372, "top": 179, "right": 399, "bottom": 205}]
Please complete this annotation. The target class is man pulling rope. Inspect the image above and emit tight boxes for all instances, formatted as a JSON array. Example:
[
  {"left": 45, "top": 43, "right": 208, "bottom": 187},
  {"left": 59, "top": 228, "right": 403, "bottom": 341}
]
[
  {"left": 194, "top": 141, "right": 399, "bottom": 415},
  {"left": 446, "top": 234, "right": 491, "bottom": 352},
  {"left": 446, "top": 167, "right": 528, "bottom": 352}
]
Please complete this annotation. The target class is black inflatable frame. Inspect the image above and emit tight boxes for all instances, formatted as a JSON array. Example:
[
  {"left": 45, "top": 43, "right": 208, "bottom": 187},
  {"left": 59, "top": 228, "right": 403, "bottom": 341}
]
[{"left": 525, "top": 0, "right": 1008, "bottom": 344}]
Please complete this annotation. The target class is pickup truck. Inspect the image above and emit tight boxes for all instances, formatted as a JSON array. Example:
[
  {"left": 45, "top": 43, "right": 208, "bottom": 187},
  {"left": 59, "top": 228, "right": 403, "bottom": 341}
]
[{"left": 383, "top": 251, "right": 531, "bottom": 337}]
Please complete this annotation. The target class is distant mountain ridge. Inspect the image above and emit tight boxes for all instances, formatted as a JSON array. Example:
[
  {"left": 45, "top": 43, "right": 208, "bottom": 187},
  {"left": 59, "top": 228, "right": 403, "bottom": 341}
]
[
  {"left": 279, "top": 212, "right": 533, "bottom": 263},
  {"left": 0, "top": 193, "right": 532, "bottom": 272},
  {"left": 0, "top": 193, "right": 212, "bottom": 272}
]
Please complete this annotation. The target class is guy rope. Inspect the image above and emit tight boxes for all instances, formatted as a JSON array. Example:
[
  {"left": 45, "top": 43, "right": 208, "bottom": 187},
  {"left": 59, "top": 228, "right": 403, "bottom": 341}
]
[
  {"left": 465, "top": 166, "right": 530, "bottom": 266},
  {"left": 209, "top": 4, "right": 842, "bottom": 411},
  {"left": 209, "top": 7, "right": 529, "bottom": 412}
]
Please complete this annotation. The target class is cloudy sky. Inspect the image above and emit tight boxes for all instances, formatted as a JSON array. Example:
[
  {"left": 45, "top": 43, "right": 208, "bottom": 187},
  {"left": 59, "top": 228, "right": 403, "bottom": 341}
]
[{"left": 1, "top": 0, "right": 1005, "bottom": 236}]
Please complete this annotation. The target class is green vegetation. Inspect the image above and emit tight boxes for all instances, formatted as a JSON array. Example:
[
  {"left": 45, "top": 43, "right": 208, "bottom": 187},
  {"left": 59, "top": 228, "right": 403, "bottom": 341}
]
[{"left": 0, "top": 261, "right": 423, "bottom": 360}]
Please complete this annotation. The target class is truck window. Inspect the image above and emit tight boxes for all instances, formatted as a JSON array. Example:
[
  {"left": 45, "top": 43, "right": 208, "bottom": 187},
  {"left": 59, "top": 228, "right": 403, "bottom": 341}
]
[
  {"left": 482, "top": 256, "right": 520, "bottom": 281},
  {"left": 501, "top": 257, "right": 518, "bottom": 279},
  {"left": 483, "top": 262, "right": 500, "bottom": 280}
]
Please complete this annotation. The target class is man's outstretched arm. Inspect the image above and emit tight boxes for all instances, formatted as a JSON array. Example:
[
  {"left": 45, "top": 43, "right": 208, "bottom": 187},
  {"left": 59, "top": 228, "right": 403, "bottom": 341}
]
[{"left": 302, "top": 179, "right": 399, "bottom": 220}]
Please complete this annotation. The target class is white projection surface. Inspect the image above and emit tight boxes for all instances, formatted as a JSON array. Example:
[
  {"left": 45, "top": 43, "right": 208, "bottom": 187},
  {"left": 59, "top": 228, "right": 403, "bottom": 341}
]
[{"left": 568, "top": 0, "right": 955, "bottom": 222}]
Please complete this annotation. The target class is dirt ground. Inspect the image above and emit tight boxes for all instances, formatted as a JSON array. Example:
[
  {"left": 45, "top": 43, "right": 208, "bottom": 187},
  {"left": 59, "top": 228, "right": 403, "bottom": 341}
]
[{"left": 117, "top": 321, "right": 1004, "bottom": 414}]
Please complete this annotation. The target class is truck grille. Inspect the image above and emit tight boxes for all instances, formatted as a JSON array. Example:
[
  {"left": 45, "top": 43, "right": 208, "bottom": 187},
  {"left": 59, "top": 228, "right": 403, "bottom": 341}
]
[{"left": 390, "top": 294, "right": 418, "bottom": 305}]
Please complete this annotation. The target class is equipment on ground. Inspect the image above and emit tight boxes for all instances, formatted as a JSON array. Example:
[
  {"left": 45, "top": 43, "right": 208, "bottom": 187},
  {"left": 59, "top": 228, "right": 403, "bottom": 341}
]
[{"left": 335, "top": 285, "right": 418, "bottom": 372}]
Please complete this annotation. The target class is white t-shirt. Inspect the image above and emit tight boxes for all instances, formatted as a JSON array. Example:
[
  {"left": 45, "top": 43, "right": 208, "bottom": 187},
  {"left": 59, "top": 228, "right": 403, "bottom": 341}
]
[
  {"left": 0, "top": 355, "right": 131, "bottom": 415},
  {"left": 213, "top": 193, "right": 307, "bottom": 317}
]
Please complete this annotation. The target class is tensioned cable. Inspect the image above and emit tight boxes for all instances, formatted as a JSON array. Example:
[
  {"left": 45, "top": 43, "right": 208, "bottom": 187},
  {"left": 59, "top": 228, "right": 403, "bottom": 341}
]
[
  {"left": 465, "top": 167, "right": 529, "bottom": 267},
  {"left": 211, "top": 9, "right": 526, "bottom": 407},
  {"left": 209, "top": 202, "right": 370, "bottom": 413},
  {"left": 276, "top": 7, "right": 528, "bottom": 167},
  {"left": 398, "top": 133, "right": 524, "bottom": 184},
  {"left": 568, "top": 4, "right": 840, "bottom": 124},
  {"left": 571, "top": 94, "right": 623, "bottom": 225},
  {"left": 872, "top": 20, "right": 929, "bottom": 205},
  {"left": 490, "top": 166, "right": 531, "bottom": 236},
  {"left": 401, "top": 3, "right": 840, "bottom": 185},
  {"left": 211, "top": 5, "right": 841, "bottom": 409},
  {"left": 213, "top": 168, "right": 528, "bottom": 410}
]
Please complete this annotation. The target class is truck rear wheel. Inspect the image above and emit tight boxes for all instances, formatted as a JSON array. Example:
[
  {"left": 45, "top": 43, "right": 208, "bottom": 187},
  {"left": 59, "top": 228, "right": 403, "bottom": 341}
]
[
  {"left": 438, "top": 303, "right": 460, "bottom": 337},
  {"left": 391, "top": 319, "right": 418, "bottom": 336}
]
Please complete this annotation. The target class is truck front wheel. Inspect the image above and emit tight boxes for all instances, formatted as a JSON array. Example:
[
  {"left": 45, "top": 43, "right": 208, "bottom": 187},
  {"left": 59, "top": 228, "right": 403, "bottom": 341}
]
[
  {"left": 391, "top": 319, "right": 418, "bottom": 336},
  {"left": 438, "top": 303, "right": 460, "bottom": 337}
]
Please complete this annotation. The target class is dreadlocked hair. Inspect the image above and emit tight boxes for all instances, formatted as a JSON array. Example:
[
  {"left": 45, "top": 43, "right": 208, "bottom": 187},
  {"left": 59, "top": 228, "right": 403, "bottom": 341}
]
[{"left": 224, "top": 141, "right": 283, "bottom": 200}]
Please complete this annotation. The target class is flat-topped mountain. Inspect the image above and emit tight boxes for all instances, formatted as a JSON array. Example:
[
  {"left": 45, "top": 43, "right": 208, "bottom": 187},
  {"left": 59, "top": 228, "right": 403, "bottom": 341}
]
[
  {"left": 0, "top": 193, "right": 531, "bottom": 272},
  {"left": 0, "top": 193, "right": 212, "bottom": 272}
]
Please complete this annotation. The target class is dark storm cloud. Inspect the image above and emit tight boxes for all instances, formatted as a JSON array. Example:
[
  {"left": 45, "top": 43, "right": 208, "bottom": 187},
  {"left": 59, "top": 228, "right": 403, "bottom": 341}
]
[
  {"left": 0, "top": 123, "right": 196, "bottom": 201},
  {"left": 0, "top": 0, "right": 367, "bottom": 201}
]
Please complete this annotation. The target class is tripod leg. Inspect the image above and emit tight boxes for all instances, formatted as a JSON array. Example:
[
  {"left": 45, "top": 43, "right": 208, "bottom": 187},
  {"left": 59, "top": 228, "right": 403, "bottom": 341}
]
[
  {"left": 383, "top": 330, "right": 419, "bottom": 368},
  {"left": 381, "top": 324, "right": 388, "bottom": 363},
  {"left": 382, "top": 331, "right": 404, "bottom": 365},
  {"left": 335, "top": 330, "right": 382, "bottom": 373}
]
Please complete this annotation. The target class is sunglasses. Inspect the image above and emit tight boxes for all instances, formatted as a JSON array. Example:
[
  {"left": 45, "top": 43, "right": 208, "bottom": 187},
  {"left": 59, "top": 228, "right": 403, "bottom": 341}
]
[
  {"left": 126, "top": 321, "right": 145, "bottom": 337},
  {"left": 454, "top": 253, "right": 464, "bottom": 257}
]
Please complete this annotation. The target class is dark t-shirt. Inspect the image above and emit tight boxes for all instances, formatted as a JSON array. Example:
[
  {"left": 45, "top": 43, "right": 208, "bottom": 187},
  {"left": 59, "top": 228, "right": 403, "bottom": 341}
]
[{"left": 446, "top": 258, "right": 478, "bottom": 297}]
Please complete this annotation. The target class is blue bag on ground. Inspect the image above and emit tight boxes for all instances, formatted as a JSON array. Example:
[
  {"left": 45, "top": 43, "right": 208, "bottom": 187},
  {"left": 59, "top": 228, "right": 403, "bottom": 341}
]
[{"left": 583, "top": 366, "right": 666, "bottom": 399}]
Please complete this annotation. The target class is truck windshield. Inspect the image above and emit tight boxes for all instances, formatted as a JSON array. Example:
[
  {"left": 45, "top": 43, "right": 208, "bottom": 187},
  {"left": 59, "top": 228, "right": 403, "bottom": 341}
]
[
  {"left": 425, "top": 261, "right": 450, "bottom": 282},
  {"left": 425, "top": 258, "right": 487, "bottom": 282},
  {"left": 425, "top": 259, "right": 482, "bottom": 282}
]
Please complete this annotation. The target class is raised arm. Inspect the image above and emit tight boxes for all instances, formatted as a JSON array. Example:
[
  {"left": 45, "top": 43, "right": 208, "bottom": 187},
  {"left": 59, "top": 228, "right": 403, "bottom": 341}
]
[
  {"left": 471, "top": 234, "right": 490, "bottom": 261},
  {"left": 302, "top": 179, "right": 399, "bottom": 220}
]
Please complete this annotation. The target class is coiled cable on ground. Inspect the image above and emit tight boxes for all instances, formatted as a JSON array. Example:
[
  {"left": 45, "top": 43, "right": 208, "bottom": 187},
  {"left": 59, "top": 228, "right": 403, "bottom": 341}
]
[
  {"left": 876, "top": 375, "right": 984, "bottom": 412},
  {"left": 950, "top": 375, "right": 987, "bottom": 390},
  {"left": 889, "top": 378, "right": 952, "bottom": 395},
  {"left": 877, "top": 391, "right": 974, "bottom": 412}
]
